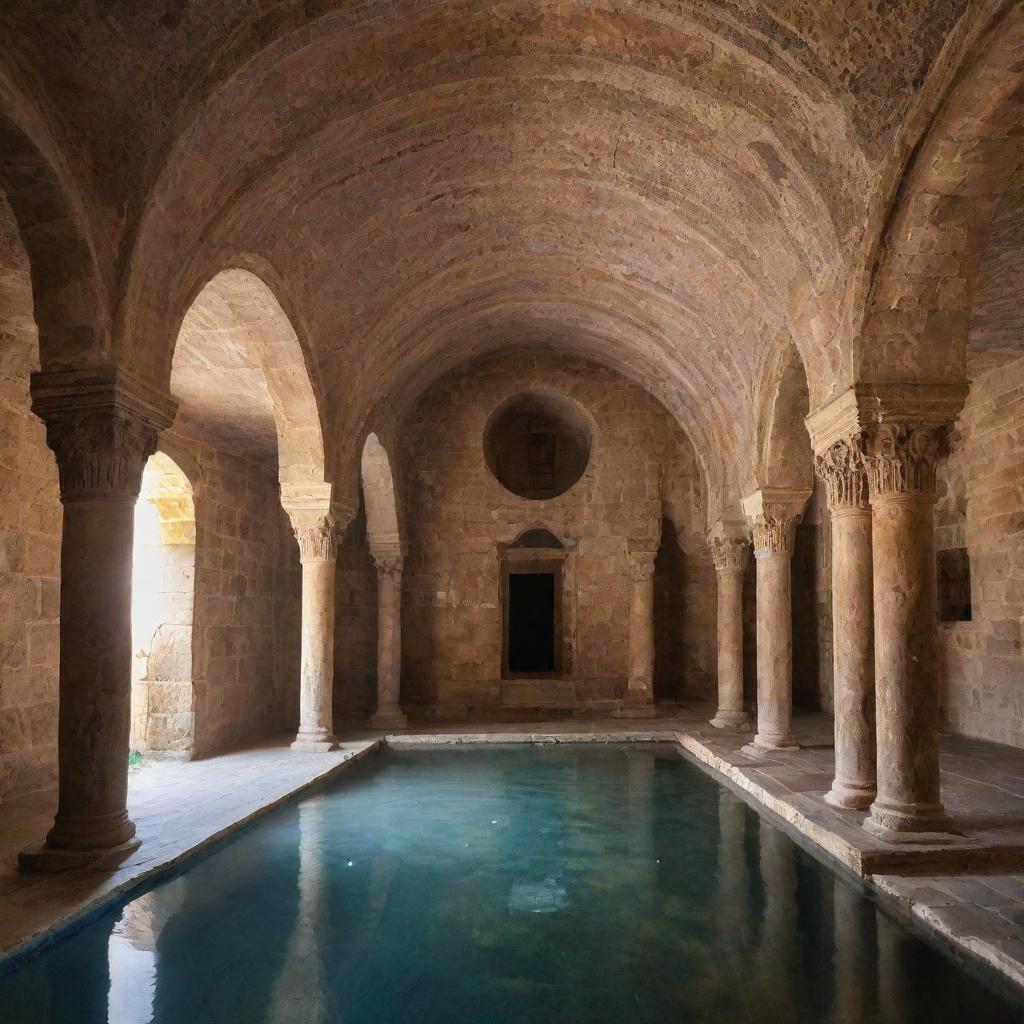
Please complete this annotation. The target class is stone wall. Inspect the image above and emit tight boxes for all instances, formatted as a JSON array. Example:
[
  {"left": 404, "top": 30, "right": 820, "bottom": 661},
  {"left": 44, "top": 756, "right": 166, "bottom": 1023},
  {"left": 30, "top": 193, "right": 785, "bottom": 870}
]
[
  {"left": 936, "top": 356, "right": 1024, "bottom": 748},
  {"left": 0, "top": 200, "right": 60, "bottom": 802},
  {"left": 160, "top": 433, "right": 301, "bottom": 757},
  {"left": 399, "top": 351, "right": 713, "bottom": 718}
]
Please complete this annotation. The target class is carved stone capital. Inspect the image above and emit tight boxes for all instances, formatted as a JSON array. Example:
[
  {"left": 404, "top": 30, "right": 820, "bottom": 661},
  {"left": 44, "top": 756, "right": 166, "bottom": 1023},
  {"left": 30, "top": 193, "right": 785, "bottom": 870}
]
[
  {"left": 628, "top": 551, "right": 657, "bottom": 583},
  {"left": 741, "top": 488, "right": 809, "bottom": 556},
  {"left": 30, "top": 368, "right": 176, "bottom": 500},
  {"left": 291, "top": 512, "right": 337, "bottom": 562},
  {"left": 815, "top": 437, "right": 869, "bottom": 513},
  {"left": 375, "top": 554, "right": 404, "bottom": 580},
  {"left": 710, "top": 536, "right": 748, "bottom": 572},
  {"left": 865, "top": 422, "right": 947, "bottom": 501}
]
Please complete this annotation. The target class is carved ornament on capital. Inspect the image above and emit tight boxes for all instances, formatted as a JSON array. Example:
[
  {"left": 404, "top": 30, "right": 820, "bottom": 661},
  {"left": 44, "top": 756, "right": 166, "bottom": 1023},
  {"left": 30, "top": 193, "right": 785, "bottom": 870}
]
[
  {"left": 710, "top": 536, "right": 748, "bottom": 572},
  {"left": 31, "top": 368, "right": 176, "bottom": 500},
  {"left": 374, "top": 553, "right": 405, "bottom": 580},
  {"left": 628, "top": 550, "right": 657, "bottom": 583},
  {"left": 864, "top": 422, "right": 946, "bottom": 500},
  {"left": 291, "top": 512, "right": 337, "bottom": 562},
  {"left": 741, "top": 489, "right": 809, "bottom": 556},
  {"left": 814, "top": 437, "right": 869, "bottom": 513}
]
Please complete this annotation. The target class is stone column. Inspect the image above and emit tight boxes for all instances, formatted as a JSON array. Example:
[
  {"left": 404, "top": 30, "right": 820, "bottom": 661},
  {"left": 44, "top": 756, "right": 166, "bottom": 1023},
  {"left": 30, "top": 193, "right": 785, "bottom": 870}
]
[
  {"left": 742, "top": 490, "right": 808, "bottom": 752},
  {"left": 370, "top": 552, "right": 407, "bottom": 729},
  {"left": 618, "top": 549, "right": 657, "bottom": 716},
  {"left": 20, "top": 370, "right": 174, "bottom": 871},
  {"left": 865, "top": 422, "right": 952, "bottom": 833},
  {"left": 289, "top": 511, "right": 339, "bottom": 751},
  {"left": 816, "top": 438, "right": 876, "bottom": 809},
  {"left": 709, "top": 535, "right": 751, "bottom": 729}
]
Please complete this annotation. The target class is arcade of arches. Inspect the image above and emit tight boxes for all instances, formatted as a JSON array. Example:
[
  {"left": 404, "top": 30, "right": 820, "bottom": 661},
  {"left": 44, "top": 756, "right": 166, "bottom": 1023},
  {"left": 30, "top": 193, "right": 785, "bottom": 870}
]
[{"left": 0, "top": 1, "right": 1022, "bottom": 872}]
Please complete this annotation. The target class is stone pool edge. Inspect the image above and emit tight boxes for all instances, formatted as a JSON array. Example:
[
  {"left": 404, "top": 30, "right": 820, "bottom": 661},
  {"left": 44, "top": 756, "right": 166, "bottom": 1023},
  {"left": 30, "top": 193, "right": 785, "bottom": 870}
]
[{"left": 0, "top": 740, "right": 383, "bottom": 971}]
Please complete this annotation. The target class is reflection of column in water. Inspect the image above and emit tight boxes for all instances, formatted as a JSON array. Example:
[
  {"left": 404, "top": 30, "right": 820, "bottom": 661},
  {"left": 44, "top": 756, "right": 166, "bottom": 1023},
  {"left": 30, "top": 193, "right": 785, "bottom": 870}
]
[
  {"left": 108, "top": 888, "right": 181, "bottom": 1023},
  {"left": 756, "top": 819, "right": 798, "bottom": 1019},
  {"left": 716, "top": 791, "right": 751, "bottom": 950},
  {"left": 627, "top": 749, "right": 656, "bottom": 898},
  {"left": 875, "top": 909, "right": 908, "bottom": 1024},
  {"left": 267, "top": 798, "right": 328, "bottom": 1024},
  {"left": 831, "top": 877, "right": 867, "bottom": 1023}
]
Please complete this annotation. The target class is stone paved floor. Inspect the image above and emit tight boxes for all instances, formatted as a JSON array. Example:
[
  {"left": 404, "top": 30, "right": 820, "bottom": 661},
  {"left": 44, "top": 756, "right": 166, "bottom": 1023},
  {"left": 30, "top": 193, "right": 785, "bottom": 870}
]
[
  {"left": 2, "top": 709, "right": 1024, "bottom": 995},
  {"left": 0, "top": 739, "right": 379, "bottom": 963}
]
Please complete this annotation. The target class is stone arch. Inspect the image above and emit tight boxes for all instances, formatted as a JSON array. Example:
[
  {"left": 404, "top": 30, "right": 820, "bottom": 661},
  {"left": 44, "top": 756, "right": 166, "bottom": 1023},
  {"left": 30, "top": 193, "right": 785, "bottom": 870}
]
[
  {"left": 359, "top": 432, "right": 402, "bottom": 558},
  {"left": 171, "top": 266, "right": 331, "bottom": 511},
  {"left": 754, "top": 338, "right": 815, "bottom": 493},
  {"left": 0, "top": 74, "right": 109, "bottom": 369},
  {"left": 857, "top": 7, "right": 1024, "bottom": 387},
  {"left": 131, "top": 450, "right": 197, "bottom": 757}
]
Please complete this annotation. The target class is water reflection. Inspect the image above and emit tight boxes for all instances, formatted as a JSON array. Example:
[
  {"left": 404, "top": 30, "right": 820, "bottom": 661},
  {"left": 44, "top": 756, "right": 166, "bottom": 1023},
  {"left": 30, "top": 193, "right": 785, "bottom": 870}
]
[
  {"left": 0, "top": 746, "right": 1018, "bottom": 1023},
  {"left": 266, "top": 799, "right": 328, "bottom": 1024}
]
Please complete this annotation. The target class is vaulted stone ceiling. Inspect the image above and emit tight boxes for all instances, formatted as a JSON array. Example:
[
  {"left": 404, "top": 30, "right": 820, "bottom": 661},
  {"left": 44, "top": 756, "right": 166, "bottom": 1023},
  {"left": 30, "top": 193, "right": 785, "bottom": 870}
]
[{"left": 0, "top": 0, "right": 1014, "bottom": 507}]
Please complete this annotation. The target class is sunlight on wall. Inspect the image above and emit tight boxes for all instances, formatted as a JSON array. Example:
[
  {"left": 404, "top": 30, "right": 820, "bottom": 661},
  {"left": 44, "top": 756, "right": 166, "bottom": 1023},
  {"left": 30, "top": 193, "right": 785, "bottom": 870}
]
[{"left": 130, "top": 453, "right": 197, "bottom": 755}]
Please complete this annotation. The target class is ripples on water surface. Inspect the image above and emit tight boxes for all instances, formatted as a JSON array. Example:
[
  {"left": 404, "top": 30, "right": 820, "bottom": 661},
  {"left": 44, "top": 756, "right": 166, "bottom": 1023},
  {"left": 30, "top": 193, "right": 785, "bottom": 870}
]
[{"left": 1, "top": 744, "right": 1020, "bottom": 1023}]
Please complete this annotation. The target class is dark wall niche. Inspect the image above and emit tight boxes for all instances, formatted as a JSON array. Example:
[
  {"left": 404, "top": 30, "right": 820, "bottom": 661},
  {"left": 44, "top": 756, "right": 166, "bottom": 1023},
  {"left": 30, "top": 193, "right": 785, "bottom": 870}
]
[
  {"left": 483, "top": 391, "right": 591, "bottom": 500},
  {"left": 938, "top": 547, "right": 973, "bottom": 622}
]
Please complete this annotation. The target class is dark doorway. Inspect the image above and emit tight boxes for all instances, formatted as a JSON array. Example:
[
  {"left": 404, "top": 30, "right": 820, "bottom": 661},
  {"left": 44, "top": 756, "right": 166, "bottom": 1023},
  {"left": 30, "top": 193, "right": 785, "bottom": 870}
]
[{"left": 508, "top": 573, "right": 556, "bottom": 672}]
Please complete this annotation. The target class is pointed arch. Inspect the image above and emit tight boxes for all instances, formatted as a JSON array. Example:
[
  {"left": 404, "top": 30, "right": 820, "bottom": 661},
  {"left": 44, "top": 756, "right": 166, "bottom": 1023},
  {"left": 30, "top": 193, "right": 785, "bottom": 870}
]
[
  {"left": 0, "top": 71, "right": 109, "bottom": 369},
  {"left": 857, "top": 7, "right": 1024, "bottom": 387},
  {"left": 753, "top": 337, "right": 814, "bottom": 493},
  {"left": 360, "top": 432, "right": 402, "bottom": 557},
  {"left": 170, "top": 266, "right": 330, "bottom": 500}
]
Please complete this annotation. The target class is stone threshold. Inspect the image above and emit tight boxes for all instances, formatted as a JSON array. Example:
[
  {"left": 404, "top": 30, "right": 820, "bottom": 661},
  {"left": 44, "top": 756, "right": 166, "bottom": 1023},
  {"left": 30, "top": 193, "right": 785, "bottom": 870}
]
[{"left": 0, "top": 740, "right": 381, "bottom": 970}]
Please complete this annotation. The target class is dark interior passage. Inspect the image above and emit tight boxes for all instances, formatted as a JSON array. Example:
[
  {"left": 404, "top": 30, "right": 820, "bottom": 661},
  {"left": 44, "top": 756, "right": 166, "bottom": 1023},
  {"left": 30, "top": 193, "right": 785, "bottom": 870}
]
[{"left": 508, "top": 573, "right": 556, "bottom": 673}]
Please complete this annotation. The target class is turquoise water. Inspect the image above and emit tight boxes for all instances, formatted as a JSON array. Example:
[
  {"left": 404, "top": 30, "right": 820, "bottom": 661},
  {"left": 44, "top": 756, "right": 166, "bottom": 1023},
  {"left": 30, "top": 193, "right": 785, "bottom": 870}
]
[{"left": 1, "top": 745, "right": 1019, "bottom": 1023}]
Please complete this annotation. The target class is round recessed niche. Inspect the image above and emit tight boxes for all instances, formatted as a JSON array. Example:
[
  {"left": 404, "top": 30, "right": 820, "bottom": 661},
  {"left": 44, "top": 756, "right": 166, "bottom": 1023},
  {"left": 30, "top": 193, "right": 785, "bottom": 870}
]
[{"left": 483, "top": 391, "right": 592, "bottom": 500}]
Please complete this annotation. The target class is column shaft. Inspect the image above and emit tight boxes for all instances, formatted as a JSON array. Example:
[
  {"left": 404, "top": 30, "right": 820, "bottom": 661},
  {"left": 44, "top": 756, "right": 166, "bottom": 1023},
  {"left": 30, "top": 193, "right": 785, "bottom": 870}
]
[
  {"left": 618, "top": 551, "right": 656, "bottom": 716},
  {"left": 754, "top": 550, "right": 797, "bottom": 749},
  {"left": 371, "top": 556, "right": 407, "bottom": 729},
  {"left": 741, "top": 490, "right": 807, "bottom": 753},
  {"left": 865, "top": 422, "right": 950, "bottom": 833},
  {"left": 816, "top": 438, "right": 876, "bottom": 809},
  {"left": 710, "top": 536, "right": 750, "bottom": 728},
  {"left": 829, "top": 507, "right": 876, "bottom": 807},
  {"left": 870, "top": 492, "right": 945, "bottom": 830},
  {"left": 291, "top": 515, "right": 338, "bottom": 751}
]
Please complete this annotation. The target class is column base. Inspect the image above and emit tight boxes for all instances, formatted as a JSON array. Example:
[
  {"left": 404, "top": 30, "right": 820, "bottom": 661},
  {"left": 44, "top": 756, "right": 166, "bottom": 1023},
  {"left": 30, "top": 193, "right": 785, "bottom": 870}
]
[
  {"left": 291, "top": 729, "right": 339, "bottom": 753},
  {"left": 710, "top": 709, "right": 752, "bottom": 730},
  {"left": 370, "top": 708, "right": 408, "bottom": 730},
  {"left": 824, "top": 780, "right": 876, "bottom": 811},
  {"left": 19, "top": 835, "right": 141, "bottom": 873},
  {"left": 745, "top": 731, "right": 800, "bottom": 753},
  {"left": 867, "top": 797, "right": 954, "bottom": 835}
]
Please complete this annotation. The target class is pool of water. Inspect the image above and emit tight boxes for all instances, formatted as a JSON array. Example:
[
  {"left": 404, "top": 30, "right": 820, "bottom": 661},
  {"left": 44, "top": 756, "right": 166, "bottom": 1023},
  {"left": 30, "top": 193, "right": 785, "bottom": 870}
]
[{"left": 1, "top": 744, "right": 1020, "bottom": 1023}]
